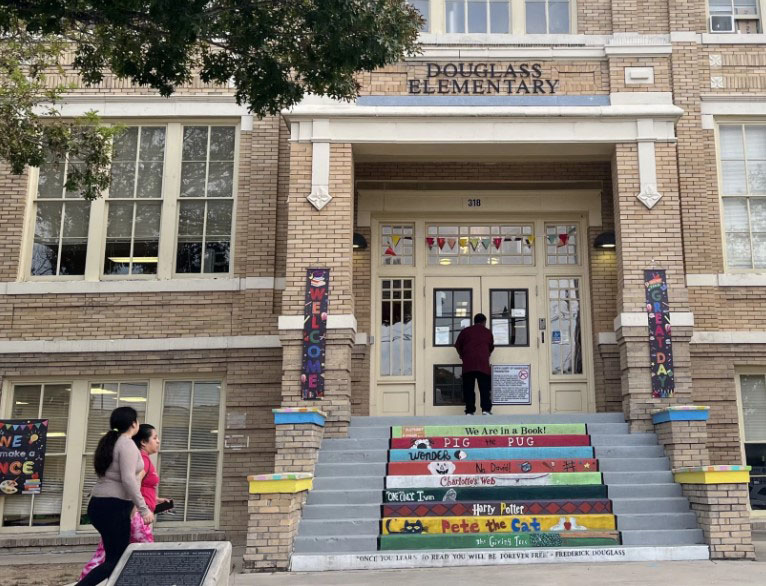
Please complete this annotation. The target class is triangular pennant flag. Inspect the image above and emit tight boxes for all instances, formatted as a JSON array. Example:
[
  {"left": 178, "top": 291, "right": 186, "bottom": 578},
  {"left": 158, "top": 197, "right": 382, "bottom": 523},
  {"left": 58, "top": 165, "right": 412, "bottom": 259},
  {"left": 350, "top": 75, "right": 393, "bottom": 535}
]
[
  {"left": 446, "top": 238, "right": 457, "bottom": 250},
  {"left": 526, "top": 235, "right": 535, "bottom": 246},
  {"left": 392, "top": 235, "right": 401, "bottom": 247},
  {"left": 469, "top": 237, "right": 480, "bottom": 251},
  {"left": 481, "top": 238, "right": 491, "bottom": 250},
  {"left": 42, "top": 420, "right": 48, "bottom": 427},
  {"left": 437, "top": 237, "right": 446, "bottom": 250},
  {"left": 426, "top": 237, "right": 435, "bottom": 250},
  {"left": 493, "top": 237, "right": 503, "bottom": 250},
  {"left": 0, "top": 422, "right": 4, "bottom": 429},
  {"left": 27, "top": 423, "right": 34, "bottom": 430},
  {"left": 458, "top": 237, "right": 468, "bottom": 248},
  {"left": 35, "top": 423, "right": 41, "bottom": 429},
  {"left": 558, "top": 234, "right": 569, "bottom": 247},
  {"left": 547, "top": 234, "right": 557, "bottom": 245},
  {"left": 384, "top": 246, "right": 397, "bottom": 256}
]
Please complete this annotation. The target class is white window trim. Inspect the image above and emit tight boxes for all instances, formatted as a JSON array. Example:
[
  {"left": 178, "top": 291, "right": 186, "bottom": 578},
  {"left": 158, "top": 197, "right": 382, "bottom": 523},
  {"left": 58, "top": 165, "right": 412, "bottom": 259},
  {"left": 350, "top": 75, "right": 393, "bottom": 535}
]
[
  {"left": 0, "top": 376, "right": 225, "bottom": 534},
  {"left": 734, "top": 369, "right": 766, "bottom": 517},
  {"left": 19, "top": 120, "right": 240, "bottom": 283},
  {"left": 714, "top": 121, "right": 766, "bottom": 273},
  {"left": 706, "top": 0, "right": 764, "bottom": 34},
  {"left": 429, "top": 0, "right": 576, "bottom": 34}
]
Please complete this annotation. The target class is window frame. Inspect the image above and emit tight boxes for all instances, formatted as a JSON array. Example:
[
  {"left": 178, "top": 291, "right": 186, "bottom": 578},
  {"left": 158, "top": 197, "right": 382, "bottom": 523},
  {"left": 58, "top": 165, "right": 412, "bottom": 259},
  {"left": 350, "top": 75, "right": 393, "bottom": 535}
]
[
  {"left": 707, "top": 0, "right": 763, "bottom": 34},
  {"left": 435, "top": 0, "right": 575, "bottom": 34},
  {"left": 735, "top": 369, "right": 766, "bottom": 516},
  {"left": 715, "top": 121, "right": 766, "bottom": 273},
  {"left": 19, "top": 120, "right": 240, "bottom": 283}
]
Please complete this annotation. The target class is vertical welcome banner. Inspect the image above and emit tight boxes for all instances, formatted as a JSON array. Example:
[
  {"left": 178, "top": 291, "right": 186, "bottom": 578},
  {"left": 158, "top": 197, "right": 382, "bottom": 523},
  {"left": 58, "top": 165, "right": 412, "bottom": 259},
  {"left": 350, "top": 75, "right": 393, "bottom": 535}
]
[
  {"left": 301, "top": 269, "right": 330, "bottom": 400},
  {"left": 644, "top": 270, "right": 674, "bottom": 398},
  {"left": 0, "top": 419, "right": 48, "bottom": 495}
]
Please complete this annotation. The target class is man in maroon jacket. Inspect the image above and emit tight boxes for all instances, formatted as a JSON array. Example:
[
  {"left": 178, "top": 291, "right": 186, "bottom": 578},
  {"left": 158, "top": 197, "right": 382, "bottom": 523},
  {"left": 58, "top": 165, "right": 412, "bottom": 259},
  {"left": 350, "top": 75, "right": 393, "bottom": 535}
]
[{"left": 454, "top": 313, "right": 495, "bottom": 415}]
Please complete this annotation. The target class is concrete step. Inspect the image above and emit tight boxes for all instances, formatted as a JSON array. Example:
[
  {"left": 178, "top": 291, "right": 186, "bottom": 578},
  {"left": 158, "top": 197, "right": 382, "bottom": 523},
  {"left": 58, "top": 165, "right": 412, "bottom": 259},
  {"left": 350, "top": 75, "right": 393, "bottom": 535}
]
[
  {"left": 602, "top": 471, "right": 673, "bottom": 484},
  {"left": 592, "top": 445, "right": 665, "bottom": 458},
  {"left": 597, "top": 457, "right": 670, "bottom": 472},
  {"left": 318, "top": 450, "right": 389, "bottom": 464},
  {"left": 589, "top": 434, "right": 658, "bottom": 446},
  {"left": 611, "top": 497, "right": 689, "bottom": 514},
  {"left": 321, "top": 438, "right": 392, "bottom": 451},
  {"left": 607, "top": 483, "right": 681, "bottom": 498},
  {"left": 347, "top": 422, "right": 630, "bottom": 439},
  {"left": 313, "top": 476, "right": 384, "bottom": 490},
  {"left": 302, "top": 504, "right": 381, "bottom": 519},
  {"left": 349, "top": 413, "right": 627, "bottom": 426},
  {"left": 617, "top": 512, "right": 698, "bottom": 530},
  {"left": 293, "top": 535, "right": 378, "bottom": 554},
  {"left": 306, "top": 489, "right": 382, "bottom": 505},
  {"left": 620, "top": 529, "right": 704, "bottom": 546},
  {"left": 299, "top": 519, "right": 379, "bottom": 536},
  {"left": 315, "top": 463, "right": 387, "bottom": 477}
]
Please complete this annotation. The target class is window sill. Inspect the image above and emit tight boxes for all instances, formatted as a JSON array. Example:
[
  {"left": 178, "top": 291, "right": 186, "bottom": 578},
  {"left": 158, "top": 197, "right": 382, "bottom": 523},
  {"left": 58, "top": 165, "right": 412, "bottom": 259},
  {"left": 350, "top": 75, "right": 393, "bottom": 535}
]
[
  {"left": 1, "top": 277, "right": 284, "bottom": 295},
  {"left": 702, "top": 32, "right": 766, "bottom": 44},
  {"left": 686, "top": 273, "right": 766, "bottom": 287}
]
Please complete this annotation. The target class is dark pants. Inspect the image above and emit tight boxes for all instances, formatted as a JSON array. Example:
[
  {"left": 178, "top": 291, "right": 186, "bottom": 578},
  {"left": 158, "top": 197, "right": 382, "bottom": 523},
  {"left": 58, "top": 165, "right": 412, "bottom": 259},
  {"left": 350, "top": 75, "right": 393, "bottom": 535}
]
[
  {"left": 462, "top": 370, "right": 492, "bottom": 414},
  {"left": 76, "top": 496, "right": 134, "bottom": 586}
]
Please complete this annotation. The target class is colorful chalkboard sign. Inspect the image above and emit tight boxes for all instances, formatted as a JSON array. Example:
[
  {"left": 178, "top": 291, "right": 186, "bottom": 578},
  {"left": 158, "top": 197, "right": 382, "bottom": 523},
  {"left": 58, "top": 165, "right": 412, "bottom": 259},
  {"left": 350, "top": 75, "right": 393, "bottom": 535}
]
[
  {"left": 301, "top": 268, "right": 330, "bottom": 400},
  {"left": 0, "top": 419, "right": 48, "bottom": 496},
  {"left": 644, "top": 270, "right": 674, "bottom": 398}
]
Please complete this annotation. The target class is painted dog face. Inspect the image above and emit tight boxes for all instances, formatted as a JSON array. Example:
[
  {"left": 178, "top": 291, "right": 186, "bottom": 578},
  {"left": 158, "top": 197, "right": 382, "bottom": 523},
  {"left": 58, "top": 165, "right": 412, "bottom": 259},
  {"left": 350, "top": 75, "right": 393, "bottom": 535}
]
[
  {"left": 428, "top": 461, "right": 456, "bottom": 475},
  {"left": 410, "top": 438, "right": 432, "bottom": 449}
]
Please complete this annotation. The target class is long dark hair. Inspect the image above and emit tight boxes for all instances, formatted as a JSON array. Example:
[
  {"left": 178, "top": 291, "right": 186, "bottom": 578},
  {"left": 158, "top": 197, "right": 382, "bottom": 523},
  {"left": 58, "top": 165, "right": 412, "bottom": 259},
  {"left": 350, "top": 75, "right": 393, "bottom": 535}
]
[
  {"left": 133, "top": 424, "right": 155, "bottom": 451},
  {"left": 93, "top": 406, "right": 138, "bottom": 477}
]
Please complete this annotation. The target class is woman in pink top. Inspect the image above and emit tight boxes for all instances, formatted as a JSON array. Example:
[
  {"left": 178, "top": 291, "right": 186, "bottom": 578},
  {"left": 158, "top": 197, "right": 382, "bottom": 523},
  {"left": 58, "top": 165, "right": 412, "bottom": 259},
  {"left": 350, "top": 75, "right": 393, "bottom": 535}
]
[{"left": 79, "top": 424, "right": 168, "bottom": 580}]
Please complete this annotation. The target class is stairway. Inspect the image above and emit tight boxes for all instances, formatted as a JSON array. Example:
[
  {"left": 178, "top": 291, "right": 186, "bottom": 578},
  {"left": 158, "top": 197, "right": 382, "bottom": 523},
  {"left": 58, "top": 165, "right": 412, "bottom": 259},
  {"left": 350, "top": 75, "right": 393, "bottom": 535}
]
[{"left": 291, "top": 413, "right": 709, "bottom": 571}]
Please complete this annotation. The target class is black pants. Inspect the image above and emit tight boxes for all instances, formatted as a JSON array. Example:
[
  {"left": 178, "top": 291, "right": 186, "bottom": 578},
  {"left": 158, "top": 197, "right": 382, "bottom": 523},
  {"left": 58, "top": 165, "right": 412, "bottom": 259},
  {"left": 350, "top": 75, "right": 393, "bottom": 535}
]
[
  {"left": 462, "top": 370, "right": 492, "bottom": 414},
  {"left": 76, "top": 496, "right": 134, "bottom": 586}
]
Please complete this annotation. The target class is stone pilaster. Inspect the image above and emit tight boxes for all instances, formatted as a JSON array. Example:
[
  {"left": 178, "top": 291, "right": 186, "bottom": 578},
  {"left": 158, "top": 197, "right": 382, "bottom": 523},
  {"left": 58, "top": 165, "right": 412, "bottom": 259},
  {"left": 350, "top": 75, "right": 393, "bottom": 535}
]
[
  {"left": 243, "top": 473, "right": 313, "bottom": 572},
  {"left": 652, "top": 406, "right": 711, "bottom": 469},
  {"left": 675, "top": 466, "right": 755, "bottom": 560},
  {"left": 273, "top": 407, "right": 327, "bottom": 474}
]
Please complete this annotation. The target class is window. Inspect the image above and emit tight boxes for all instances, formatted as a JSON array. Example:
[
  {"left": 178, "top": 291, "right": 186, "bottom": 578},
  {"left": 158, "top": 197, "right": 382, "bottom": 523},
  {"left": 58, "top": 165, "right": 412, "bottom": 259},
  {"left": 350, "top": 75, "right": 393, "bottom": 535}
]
[
  {"left": 718, "top": 125, "right": 766, "bottom": 269},
  {"left": 490, "top": 289, "right": 529, "bottom": 346},
  {"left": 30, "top": 155, "right": 90, "bottom": 276},
  {"left": 739, "top": 374, "right": 766, "bottom": 510},
  {"left": 26, "top": 123, "right": 238, "bottom": 280},
  {"left": 545, "top": 224, "right": 579, "bottom": 265},
  {"left": 2, "top": 384, "right": 71, "bottom": 527},
  {"left": 446, "top": 0, "right": 511, "bottom": 33},
  {"left": 409, "top": 0, "right": 431, "bottom": 31},
  {"left": 381, "top": 224, "right": 414, "bottom": 265},
  {"left": 526, "top": 0, "right": 570, "bottom": 33},
  {"left": 434, "top": 289, "right": 472, "bottom": 345},
  {"left": 380, "top": 279, "right": 414, "bottom": 377},
  {"left": 427, "top": 224, "right": 535, "bottom": 265},
  {"left": 548, "top": 278, "right": 583, "bottom": 375},
  {"left": 434, "top": 364, "right": 464, "bottom": 405},
  {"left": 709, "top": 0, "right": 761, "bottom": 33}
]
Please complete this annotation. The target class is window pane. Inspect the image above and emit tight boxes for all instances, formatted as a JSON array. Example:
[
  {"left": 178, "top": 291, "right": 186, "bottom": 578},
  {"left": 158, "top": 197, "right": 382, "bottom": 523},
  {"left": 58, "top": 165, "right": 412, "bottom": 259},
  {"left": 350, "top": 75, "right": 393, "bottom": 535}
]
[
  {"left": 62, "top": 201, "right": 90, "bottom": 239},
  {"left": 207, "top": 162, "right": 233, "bottom": 198},
  {"left": 734, "top": 0, "right": 758, "bottom": 15},
  {"left": 157, "top": 452, "right": 188, "bottom": 521},
  {"left": 751, "top": 198, "right": 766, "bottom": 231},
  {"left": 136, "top": 162, "right": 164, "bottom": 198},
  {"left": 209, "top": 127, "right": 235, "bottom": 161},
  {"left": 183, "top": 126, "right": 209, "bottom": 160},
  {"left": 113, "top": 127, "right": 139, "bottom": 162},
  {"left": 191, "top": 383, "right": 221, "bottom": 450},
  {"left": 467, "top": 0, "right": 487, "bottom": 32},
  {"left": 526, "top": 0, "right": 547, "bottom": 33},
  {"left": 742, "top": 375, "right": 766, "bottom": 442},
  {"left": 37, "top": 157, "right": 66, "bottom": 199},
  {"left": 35, "top": 201, "right": 62, "bottom": 240},
  {"left": 549, "top": 0, "right": 570, "bottom": 33},
  {"left": 726, "top": 233, "right": 753, "bottom": 268},
  {"left": 490, "top": 1, "right": 510, "bottom": 32},
  {"left": 181, "top": 162, "right": 207, "bottom": 198},
  {"left": 434, "top": 365, "right": 464, "bottom": 406},
  {"left": 410, "top": 0, "right": 430, "bottom": 31},
  {"left": 745, "top": 126, "right": 766, "bottom": 160},
  {"left": 140, "top": 127, "right": 166, "bottom": 161},
  {"left": 723, "top": 197, "right": 749, "bottom": 232},
  {"left": 722, "top": 160, "right": 747, "bottom": 194},
  {"left": 446, "top": 0, "right": 465, "bottom": 32},
  {"left": 205, "top": 200, "right": 232, "bottom": 237},
  {"left": 748, "top": 161, "right": 766, "bottom": 194},
  {"left": 110, "top": 162, "right": 137, "bottom": 198},
  {"left": 32, "top": 202, "right": 62, "bottom": 276},
  {"left": 709, "top": 0, "right": 733, "bottom": 13},
  {"left": 720, "top": 126, "right": 745, "bottom": 160},
  {"left": 186, "top": 452, "right": 218, "bottom": 520},
  {"left": 163, "top": 381, "right": 192, "bottom": 450}
]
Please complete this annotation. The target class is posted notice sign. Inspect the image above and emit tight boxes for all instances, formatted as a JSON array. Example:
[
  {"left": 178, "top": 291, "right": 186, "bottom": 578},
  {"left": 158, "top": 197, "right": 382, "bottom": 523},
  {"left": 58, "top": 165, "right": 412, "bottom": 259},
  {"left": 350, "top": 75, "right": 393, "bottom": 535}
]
[
  {"left": 0, "top": 419, "right": 48, "bottom": 496},
  {"left": 491, "top": 365, "right": 532, "bottom": 405}
]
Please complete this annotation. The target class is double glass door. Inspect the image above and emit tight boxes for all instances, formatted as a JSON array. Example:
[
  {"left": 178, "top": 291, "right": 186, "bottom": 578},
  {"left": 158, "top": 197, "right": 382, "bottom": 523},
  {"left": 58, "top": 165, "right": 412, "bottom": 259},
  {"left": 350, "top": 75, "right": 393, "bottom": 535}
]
[{"left": 424, "top": 276, "right": 539, "bottom": 414}]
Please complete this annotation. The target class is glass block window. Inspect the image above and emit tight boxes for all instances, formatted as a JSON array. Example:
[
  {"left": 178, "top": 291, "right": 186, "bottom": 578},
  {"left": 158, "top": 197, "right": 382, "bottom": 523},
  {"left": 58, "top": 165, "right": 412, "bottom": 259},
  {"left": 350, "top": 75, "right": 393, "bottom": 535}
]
[
  {"left": 104, "top": 127, "right": 166, "bottom": 275},
  {"left": 3, "top": 384, "right": 71, "bottom": 527},
  {"left": 176, "top": 126, "right": 236, "bottom": 274},
  {"left": 158, "top": 381, "right": 222, "bottom": 523},
  {"left": 31, "top": 154, "right": 90, "bottom": 276},
  {"left": 79, "top": 382, "right": 148, "bottom": 525},
  {"left": 434, "top": 365, "right": 464, "bottom": 406},
  {"left": 545, "top": 224, "right": 579, "bottom": 265},
  {"left": 427, "top": 224, "right": 534, "bottom": 266},
  {"left": 719, "top": 125, "right": 766, "bottom": 269},
  {"left": 526, "top": 0, "right": 570, "bottom": 33},
  {"left": 740, "top": 374, "right": 766, "bottom": 510},
  {"left": 548, "top": 278, "right": 583, "bottom": 375},
  {"left": 381, "top": 225, "right": 414, "bottom": 266},
  {"left": 446, "top": 0, "right": 511, "bottom": 33},
  {"left": 408, "top": 0, "right": 430, "bottom": 31},
  {"left": 380, "top": 279, "right": 414, "bottom": 377}
]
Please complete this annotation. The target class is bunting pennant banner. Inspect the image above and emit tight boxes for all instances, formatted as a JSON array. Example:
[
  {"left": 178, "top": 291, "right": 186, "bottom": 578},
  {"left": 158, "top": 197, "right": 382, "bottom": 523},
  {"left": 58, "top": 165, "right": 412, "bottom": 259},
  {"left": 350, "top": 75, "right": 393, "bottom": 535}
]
[
  {"left": 437, "top": 237, "right": 446, "bottom": 250},
  {"left": 525, "top": 235, "right": 535, "bottom": 247},
  {"left": 558, "top": 234, "right": 569, "bottom": 247},
  {"left": 493, "top": 237, "right": 503, "bottom": 250},
  {"left": 459, "top": 237, "right": 468, "bottom": 248},
  {"left": 384, "top": 246, "right": 397, "bottom": 257},
  {"left": 481, "top": 238, "right": 491, "bottom": 250},
  {"left": 546, "top": 234, "right": 557, "bottom": 245},
  {"left": 469, "top": 237, "right": 480, "bottom": 251},
  {"left": 446, "top": 238, "right": 457, "bottom": 250},
  {"left": 392, "top": 235, "right": 401, "bottom": 247},
  {"left": 301, "top": 268, "right": 330, "bottom": 400},
  {"left": 426, "top": 237, "right": 435, "bottom": 250}
]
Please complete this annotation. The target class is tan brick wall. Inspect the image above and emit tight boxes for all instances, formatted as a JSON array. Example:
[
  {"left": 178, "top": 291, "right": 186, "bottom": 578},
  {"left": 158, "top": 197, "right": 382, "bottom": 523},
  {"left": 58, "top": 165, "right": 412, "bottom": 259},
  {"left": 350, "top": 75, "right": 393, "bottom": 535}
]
[
  {"left": 611, "top": 0, "right": 670, "bottom": 33},
  {"left": 0, "top": 348, "right": 282, "bottom": 544},
  {"left": 654, "top": 419, "right": 711, "bottom": 469},
  {"left": 577, "top": 0, "right": 613, "bottom": 34},
  {"left": 701, "top": 46, "right": 766, "bottom": 94},
  {"left": 0, "top": 163, "right": 29, "bottom": 281},
  {"left": 352, "top": 223, "right": 372, "bottom": 416},
  {"left": 244, "top": 490, "right": 307, "bottom": 571},
  {"left": 608, "top": 57, "right": 672, "bottom": 93}
]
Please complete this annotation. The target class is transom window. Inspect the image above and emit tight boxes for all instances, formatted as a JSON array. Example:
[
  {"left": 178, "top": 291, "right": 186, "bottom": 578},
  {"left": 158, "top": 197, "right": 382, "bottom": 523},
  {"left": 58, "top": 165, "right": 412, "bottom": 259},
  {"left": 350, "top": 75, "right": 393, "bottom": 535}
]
[
  {"left": 718, "top": 124, "right": 766, "bottom": 270},
  {"left": 427, "top": 224, "right": 534, "bottom": 265},
  {"left": 545, "top": 224, "right": 579, "bottom": 265},
  {"left": 381, "top": 225, "right": 414, "bottom": 266},
  {"left": 446, "top": 0, "right": 511, "bottom": 33},
  {"left": 26, "top": 123, "right": 238, "bottom": 280}
]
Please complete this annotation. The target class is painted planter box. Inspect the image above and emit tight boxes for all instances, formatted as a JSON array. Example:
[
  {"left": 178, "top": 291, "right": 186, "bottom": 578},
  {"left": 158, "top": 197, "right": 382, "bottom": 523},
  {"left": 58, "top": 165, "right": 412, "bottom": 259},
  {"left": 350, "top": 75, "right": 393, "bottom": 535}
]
[
  {"left": 381, "top": 513, "right": 616, "bottom": 535},
  {"left": 379, "top": 531, "right": 622, "bottom": 550},
  {"left": 388, "top": 447, "right": 594, "bottom": 462},
  {"left": 387, "top": 459, "right": 598, "bottom": 476},
  {"left": 390, "top": 434, "right": 591, "bottom": 450},
  {"left": 391, "top": 424, "right": 587, "bottom": 438},
  {"left": 385, "top": 472, "right": 602, "bottom": 489},
  {"left": 382, "top": 499, "right": 613, "bottom": 518},
  {"left": 383, "top": 485, "right": 609, "bottom": 503}
]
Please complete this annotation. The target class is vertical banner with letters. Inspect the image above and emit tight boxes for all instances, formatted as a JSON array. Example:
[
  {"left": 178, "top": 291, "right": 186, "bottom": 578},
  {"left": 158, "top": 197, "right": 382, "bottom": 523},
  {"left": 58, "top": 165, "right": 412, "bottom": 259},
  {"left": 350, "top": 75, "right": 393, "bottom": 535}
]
[
  {"left": 301, "top": 269, "right": 330, "bottom": 400},
  {"left": 644, "top": 270, "right": 674, "bottom": 398}
]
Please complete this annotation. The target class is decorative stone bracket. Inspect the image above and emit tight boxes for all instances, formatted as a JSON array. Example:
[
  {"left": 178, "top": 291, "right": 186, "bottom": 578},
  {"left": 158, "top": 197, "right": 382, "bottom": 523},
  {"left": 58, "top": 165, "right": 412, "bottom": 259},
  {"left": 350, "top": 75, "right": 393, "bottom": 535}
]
[
  {"left": 636, "top": 126, "right": 663, "bottom": 209},
  {"left": 307, "top": 141, "right": 331, "bottom": 210}
]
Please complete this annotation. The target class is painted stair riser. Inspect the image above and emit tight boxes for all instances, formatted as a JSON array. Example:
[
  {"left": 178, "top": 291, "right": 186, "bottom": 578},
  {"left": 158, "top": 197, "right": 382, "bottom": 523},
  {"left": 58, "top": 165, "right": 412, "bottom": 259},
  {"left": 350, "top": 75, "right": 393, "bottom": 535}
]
[
  {"left": 382, "top": 499, "right": 613, "bottom": 518},
  {"left": 391, "top": 424, "right": 587, "bottom": 438},
  {"left": 382, "top": 514, "right": 616, "bottom": 535},
  {"left": 390, "top": 435, "right": 592, "bottom": 449},
  {"left": 389, "top": 447, "right": 594, "bottom": 462},
  {"left": 383, "top": 485, "right": 609, "bottom": 502},
  {"left": 386, "top": 472, "right": 602, "bottom": 489},
  {"left": 379, "top": 532, "right": 622, "bottom": 551},
  {"left": 388, "top": 459, "right": 598, "bottom": 476}
]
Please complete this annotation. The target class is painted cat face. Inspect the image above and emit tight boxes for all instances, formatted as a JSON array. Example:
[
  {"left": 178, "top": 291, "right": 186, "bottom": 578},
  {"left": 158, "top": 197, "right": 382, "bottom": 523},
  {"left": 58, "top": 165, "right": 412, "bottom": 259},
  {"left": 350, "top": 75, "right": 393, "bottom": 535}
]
[{"left": 403, "top": 519, "right": 426, "bottom": 534}]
